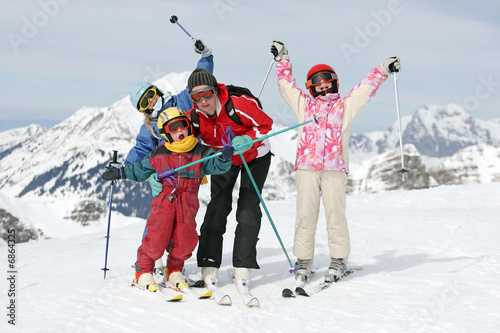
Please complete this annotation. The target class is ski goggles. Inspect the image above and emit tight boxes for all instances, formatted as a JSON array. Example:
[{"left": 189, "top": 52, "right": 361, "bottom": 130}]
[
  {"left": 164, "top": 117, "right": 190, "bottom": 133},
  {"left": 306, "top": 71, "right": 338, "bottom": 88},
  {"left": 190, "top": 86, "right": 217, "bottom": 104},
  {"left": 139, "top": 87, "right": 158, "bottom": 111}
]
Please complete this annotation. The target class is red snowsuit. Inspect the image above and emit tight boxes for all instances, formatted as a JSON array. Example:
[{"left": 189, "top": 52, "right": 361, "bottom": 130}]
[{"left": 125, "top": 143, "right": 231, "bottom": 272}]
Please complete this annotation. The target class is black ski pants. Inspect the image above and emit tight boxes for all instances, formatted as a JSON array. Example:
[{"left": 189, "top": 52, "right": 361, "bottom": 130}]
[{"left": 197, "top": 152, "right": 272, "bottom": 269}]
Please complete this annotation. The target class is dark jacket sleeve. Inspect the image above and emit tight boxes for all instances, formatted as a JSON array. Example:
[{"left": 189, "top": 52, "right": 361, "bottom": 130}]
[
  {"left": 124, "top": 151, "right": 156, "bottom": 181},
  {"left": 202, "top": 148, "right": 231, "bottom": 175}
]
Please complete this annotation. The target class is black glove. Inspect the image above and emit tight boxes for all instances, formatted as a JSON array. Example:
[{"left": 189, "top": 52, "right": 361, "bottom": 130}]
[
  {"left": 219, "top": 146, "right": 235, "bottom": 161},
  {"left": 192, "top": 38, "right": 212, "bottom": 57},
  {"left": 380, "top": 57, "right": 401, "bottom": 75},
  {"left": 270, "top": 40, "right": 289, "bottom": 61},
  {"left": 102, "top": 166, "right": 125, "bottom": 181}
]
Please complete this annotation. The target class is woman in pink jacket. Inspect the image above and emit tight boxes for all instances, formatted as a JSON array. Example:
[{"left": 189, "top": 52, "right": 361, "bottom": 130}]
[{"left": 270, "top": 40, "right": 401, "bottom": 283}]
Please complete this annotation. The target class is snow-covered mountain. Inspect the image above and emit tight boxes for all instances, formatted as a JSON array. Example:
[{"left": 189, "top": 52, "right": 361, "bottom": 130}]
[
  {"left": 0, "top": 124, "right": 46, "bottom": 157},
  {"left": 351, "top": 103, "right": 500, "bottom": 161},
  {"left": 0, "top": 71, "right": 499, "bottom": 243}
]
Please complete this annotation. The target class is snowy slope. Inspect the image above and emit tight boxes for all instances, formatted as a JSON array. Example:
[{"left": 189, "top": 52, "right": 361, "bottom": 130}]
[{"left": 1, "top": 182, "right": 499, "bottom": 332}]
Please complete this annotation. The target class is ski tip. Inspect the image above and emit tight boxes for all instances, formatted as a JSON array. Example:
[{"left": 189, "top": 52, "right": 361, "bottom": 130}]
[
  {"left": 199, "top": 291, "right": 213, "bottom": 299},
  {"left": 282, "top": 288, "right": 295, "bottom": 298},
  {"left": 246, "top": 297, "right": 260, "bottom": 307},
  {"left": 168, "top": 294, "right": 183, "bottom": 302},
  {"left": 190, "top": 279, "right": 206, "bottom": 288},
  {"left": 217, "top": 295, "right": 232, "bottom": 306},
  {"left": 295, "top": 287, "right": 310, "bottom": 297}
]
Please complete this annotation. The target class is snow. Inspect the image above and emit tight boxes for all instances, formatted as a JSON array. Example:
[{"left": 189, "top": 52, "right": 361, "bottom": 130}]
[{"left": 1, "top": 182, "right": 500, "bottom": 332}]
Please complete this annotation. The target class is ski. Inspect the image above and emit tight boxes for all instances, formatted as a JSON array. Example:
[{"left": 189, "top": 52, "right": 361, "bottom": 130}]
[
  {"left": 281, "top": 273, "right": 310, "bottom": 298},
  {"left": 235, "top": 280, "right": 259, "bottom": 307},
  {"left": 189, "top": 278, "right": 232, "bottom": 306},
  {"left": 204, "top": 278, "right": 232, "bottom": 306},
  {"left": 282, "top": 288, "right": 295, "bottom": 298},
  {"left": 228, "top": 270, "right": 259, "bottom": 307},
  {"left": 187, "top": 278, "right": 206, "bottom": 288},
  {"left": 295, "top": 279, "right": 335, "bottom": 297},
  {"left": 159, "top": 281, "right": 212, "bottom": 300},
  {"left": 296, "top": 268, "right": 358, "bottom": 297},
  {"left": 130, "top": 282, "right": 183, "bottom": 302}
]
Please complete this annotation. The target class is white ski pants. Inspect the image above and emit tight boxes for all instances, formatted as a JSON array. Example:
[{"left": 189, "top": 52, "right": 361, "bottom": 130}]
[{"left": 293, "top": 169, "right": 351, "bottom": 260}]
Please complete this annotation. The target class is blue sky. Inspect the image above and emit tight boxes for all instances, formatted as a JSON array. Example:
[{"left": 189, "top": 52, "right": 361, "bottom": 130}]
[{"left": 1, "top": 0, "right": 499, "bottom": 133}]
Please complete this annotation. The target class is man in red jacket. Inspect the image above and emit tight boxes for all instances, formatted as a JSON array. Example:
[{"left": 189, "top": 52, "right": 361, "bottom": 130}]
[{"left": 187, "top": 68, "right": 273, "bottom": 290}]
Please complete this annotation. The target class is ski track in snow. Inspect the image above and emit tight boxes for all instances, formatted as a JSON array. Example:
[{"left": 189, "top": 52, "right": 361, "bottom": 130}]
[{"left": 1, "top": 182, "right": 499, "bottom": 332}]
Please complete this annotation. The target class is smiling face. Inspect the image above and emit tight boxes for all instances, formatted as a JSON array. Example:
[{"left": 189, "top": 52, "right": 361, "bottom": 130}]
[{"left": 314, "top": 80, "right": 333, "bottom": 93}]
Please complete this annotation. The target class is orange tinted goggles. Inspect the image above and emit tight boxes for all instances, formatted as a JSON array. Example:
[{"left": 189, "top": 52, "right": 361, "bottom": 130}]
[{"left": 306, "top": 72, "right": 338, "bottom": 88}]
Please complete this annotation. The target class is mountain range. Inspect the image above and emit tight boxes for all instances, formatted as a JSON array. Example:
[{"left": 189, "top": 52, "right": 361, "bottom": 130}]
[{"left": 1, "top": 71, "right": 499, "bottom": 243}]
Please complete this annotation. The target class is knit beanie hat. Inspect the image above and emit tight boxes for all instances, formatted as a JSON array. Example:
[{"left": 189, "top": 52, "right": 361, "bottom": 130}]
[{"left": 188, "top": 68, "right": 217, "bottom": 93}]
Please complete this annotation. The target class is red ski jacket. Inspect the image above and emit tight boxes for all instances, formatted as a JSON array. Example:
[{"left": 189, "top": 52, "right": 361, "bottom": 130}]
[{"left": 189, "top": 83, "right": 273, "bottom": 166}]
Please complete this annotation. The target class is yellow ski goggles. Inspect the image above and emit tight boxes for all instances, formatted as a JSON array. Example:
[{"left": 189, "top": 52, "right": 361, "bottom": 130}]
[{"left": 138, "top": 87, "right": 158, "bottom": 111}]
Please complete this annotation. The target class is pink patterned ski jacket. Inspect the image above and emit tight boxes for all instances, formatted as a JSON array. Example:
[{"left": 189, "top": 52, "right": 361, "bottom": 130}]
[{"left": 276, "top": 59, "right": 388, "bottom": 173}]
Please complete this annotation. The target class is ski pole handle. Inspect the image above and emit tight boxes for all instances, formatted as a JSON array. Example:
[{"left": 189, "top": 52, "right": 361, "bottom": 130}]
[
  {"left": 109, "top": 150, "right": 121, "bottom": 168},
  {"left": 157, "top": 168, "right": 175, "bottom": 179}
]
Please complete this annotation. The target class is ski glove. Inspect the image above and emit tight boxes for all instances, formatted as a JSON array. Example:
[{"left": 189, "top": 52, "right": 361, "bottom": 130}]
[
  {"left": 270, "top": 40, "right": 289, "bottom": 62},
  {"left": 232, "top": 135, "right": 253, "bottom": 155},
  {"left": 148, "top": 173, "right": 163, "bottom": 198},
  {"left": 102, "top": 166, "right": 125, "bottom": 181},
  {"left": 380, "top": 57, "right": 401, "bottom": 75},
  {"left": 193, "top": 38, "right": 212, "bottom": 57},
  {"left": 218, "top": 146, "right": 235, "bottom": 161}
]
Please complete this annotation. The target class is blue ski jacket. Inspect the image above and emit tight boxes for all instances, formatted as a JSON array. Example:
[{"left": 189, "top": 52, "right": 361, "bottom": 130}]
[{"left": 125, "top": 55, "right": 214, "bottom": 165}]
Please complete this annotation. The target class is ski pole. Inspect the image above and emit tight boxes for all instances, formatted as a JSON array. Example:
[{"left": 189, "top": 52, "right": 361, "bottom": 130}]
[
  {"left": 257, "top": 58, "right": 275, "bottom": 99},
  {"left": 240, "top": 156, "right": 294, "bottom": 271},
  {"left": 169, "top": 14, "right": 209, "bottom": 54},
  {"left": 393, "top": 73, "right": 409, "bottom": 181},
  {"left": 222, "top": 126, "right": 293, "bottom": 270},
  {"left": 156, "top": 116, "right": 322, "bottom": 179},
  {"left": 169, "top": 15, "right": 193, "bottom": 38},
  {"left": 102, "top": 150, "right": 120, "bottom": 279}
]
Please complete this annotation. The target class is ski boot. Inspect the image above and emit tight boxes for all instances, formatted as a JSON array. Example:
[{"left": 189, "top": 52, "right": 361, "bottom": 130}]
[{"left": 325, "top": 258, "right": 347, "bottom": 283}]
